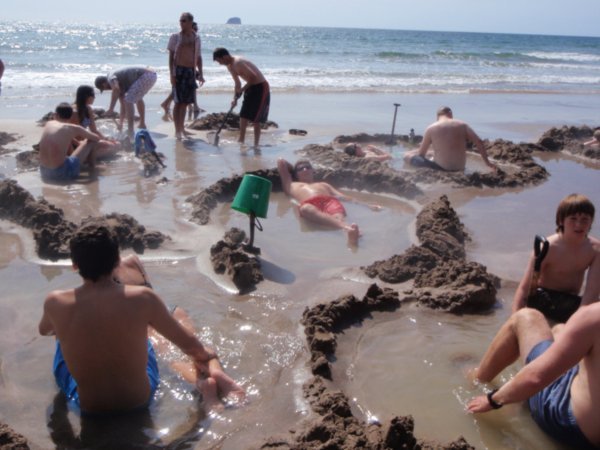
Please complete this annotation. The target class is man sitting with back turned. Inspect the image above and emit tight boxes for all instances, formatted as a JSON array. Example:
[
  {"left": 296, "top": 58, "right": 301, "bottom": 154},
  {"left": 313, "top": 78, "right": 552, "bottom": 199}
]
[
  {"left": 39, "top": 103, "right": 99, "bottom": 182},
  {"left": 404, "top": 106, "right": 497, "bottom": 171},
  {"left": 467, "top": 305, "right": 600, "bottom": 449},
  {"left": 39, "top": 223, "right": 244, "bottom": 415}
]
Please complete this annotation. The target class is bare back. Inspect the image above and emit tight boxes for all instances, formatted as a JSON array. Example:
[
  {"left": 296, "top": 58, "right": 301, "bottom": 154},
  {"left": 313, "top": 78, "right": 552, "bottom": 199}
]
[
  {"left": 39, "top": 121, "right": 81, "bottom": 168},
  {"left": 230, "top": 56, "right": 266, "bottom": 85},
  {"left": 42, "top": 280, "right": 158, "bottom": 412},
  {"left": 425, "top": 118, "right": 471, "bottom": 171}
]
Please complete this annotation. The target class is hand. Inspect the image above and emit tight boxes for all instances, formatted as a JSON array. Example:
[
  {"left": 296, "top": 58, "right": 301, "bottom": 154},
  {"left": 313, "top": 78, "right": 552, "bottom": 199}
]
[
  {"left": 370, "top": 204, "right": 383, "bottom": 211},
  {"left": 467, "top": 395, "right": 494, "bottom": 413},
  {"left": 196, "top": 74, "right": 205, "bottom": 86},
  {"left": 487, "top": 161, "right": 498, "bottom": 172}
]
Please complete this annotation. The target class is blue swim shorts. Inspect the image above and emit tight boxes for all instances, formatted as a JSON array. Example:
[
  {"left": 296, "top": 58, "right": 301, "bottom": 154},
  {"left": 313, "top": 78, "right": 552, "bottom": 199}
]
[
  {"left": 40, "top": 156, "right": 81, "bottom": 181},
  {"left": 526, "top": 340, "right": 596, "bottom": 449},
  {"left": 53, "top": 340, "right": 160, "bottom": 416}
]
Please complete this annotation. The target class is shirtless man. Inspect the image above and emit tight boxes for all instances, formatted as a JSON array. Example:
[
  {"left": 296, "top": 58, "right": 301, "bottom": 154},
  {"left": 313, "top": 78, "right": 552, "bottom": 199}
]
[
  {"left": 39, "top": 103, "right": 99, "bottom": 182},
  {"left": 213, "top": 47, "right": 270, "bottom": 148},
  {"left": 39, "top": 223, "right": 244, "bottom": 415},
  {"left": 95, "top": 67, "right": 157, "bottom": 137},
  {"left": 343, "top": 143, "right": 392, "bottom": 162},
  {"left": 168, "top": 12, "right": 204, "bottom": 140},
  {"left": 277, "top": 158, "right": 381, "bottom": 247},
  {"left": 404, "top": 106, "right": 497, "bottom": 172},
  {"left": 467, "top": 305, "right": 600, "bottom": 449},
  {"left": 512, "top": 194, "right": 599, "bottom": 323}
]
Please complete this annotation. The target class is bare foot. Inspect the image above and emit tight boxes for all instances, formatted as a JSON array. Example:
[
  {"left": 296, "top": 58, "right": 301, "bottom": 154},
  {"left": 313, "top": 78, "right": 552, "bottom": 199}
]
[
  {"left": 346, "top": 223, "right": 359, "bottom": 247},
  {"left": 197, "top": 377, "right": 224, "bottom": 413},
  {"left": 138, "top": 123, "right": 147, "bottom": 130},
  {"left": 175, "top": 132, "right": 183, "bottom": 141}
]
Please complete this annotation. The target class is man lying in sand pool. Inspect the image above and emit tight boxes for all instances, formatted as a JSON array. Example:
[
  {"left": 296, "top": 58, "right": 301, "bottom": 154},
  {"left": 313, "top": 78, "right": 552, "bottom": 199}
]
[
  {"left": 403, "top": 106, "right": 497, "bottom": 172},
  {"left": 467, "top": 305, "right": 600, "bottom": 449},
  {"left": 512, "top": 194, "right": 599, "bottom": 323},
  {"left": 583, "top": 129, "right": 600, "bottom": 148},
  {"left": 39, "top": 103, "right": 99, "bottom": 182},
  {"left": 343, "top": 143, "right": 392, "bottom": 162},
  {"left": 39, "top": 223, "right": 244, "bottom": 415},
  {"left": 277, "top": 158, "right": 382, "bottom": 247}
]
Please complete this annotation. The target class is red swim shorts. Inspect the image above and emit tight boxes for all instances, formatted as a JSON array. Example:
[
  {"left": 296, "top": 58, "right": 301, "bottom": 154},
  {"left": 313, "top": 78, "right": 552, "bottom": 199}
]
[{"left": 300, "top": 195, "right": 346, "bottom": 216}]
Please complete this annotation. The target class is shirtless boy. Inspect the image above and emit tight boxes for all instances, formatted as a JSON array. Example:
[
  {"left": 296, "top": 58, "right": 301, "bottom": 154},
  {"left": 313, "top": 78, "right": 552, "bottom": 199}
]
[
  {"left": 213, "top": 47, "right": 270, "bottom": 148},
  {"left": 277, "top": 158, "right": 381, "bottom": 247},
  {"left": 467, "top": 305, "right": 600, "bottom": 449},
  {"left": 344, "top": 143, "right": 392, "bottom": 162},
  {"left": 512, "top": 194, "right": 599, "bottom": 323},
  {"left": 404, "top": 106, "right": 497, "bottom": 172},
  {"left": 39, "top": 103, "right": 99, "bottom": 182},
  {"left": 39, "top": 223, "right": 244, "bottom": 415},
  {"left": 168, "top": 12, "right": 204, "bottom": 140}
]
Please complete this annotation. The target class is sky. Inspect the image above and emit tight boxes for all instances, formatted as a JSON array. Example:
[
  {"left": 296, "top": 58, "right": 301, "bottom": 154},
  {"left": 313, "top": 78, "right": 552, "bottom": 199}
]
[{"left": 3, "top": 0, "right": 600, "bottom": 37}]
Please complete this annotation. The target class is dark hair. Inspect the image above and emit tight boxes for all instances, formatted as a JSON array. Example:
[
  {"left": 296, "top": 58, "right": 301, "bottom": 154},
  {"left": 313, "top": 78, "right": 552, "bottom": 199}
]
[
  {"left": 436, "top": 106, "right": 453, "bottom": 118},
  {"left": 213, "top": 47, "right": 230, "bottom": 61},
  {"left": 70, "top": 224, "right": 120, "bottom": 282},
  {"left": 192, "top": 22, "right": 198, "bottom": 32},
  {"left": 555, "top": 193, "right": 595, "bottom": 232},
  {"left": 94, "top": 75, "right": 108, "bottom": 92},
  {"left": 344, "top": 144, "right": 357, "bottom": 156},
  {"left": 181, "top": 12, "right": 194, "bottom": 22},
  {"left": 55, "top": 102, "right": 73, "bottom": 120},
  {"left": 594, "top": 129, "right": 600, "bottom": 140},
  {"left": 75, "top": 85, "right": 95, "bottom": 125}
]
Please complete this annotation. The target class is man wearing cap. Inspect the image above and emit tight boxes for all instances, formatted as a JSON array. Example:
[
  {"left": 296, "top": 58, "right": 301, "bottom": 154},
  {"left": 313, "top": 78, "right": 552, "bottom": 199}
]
[{"left": 95, "top": 67, "right": 157, "bottom": 137}]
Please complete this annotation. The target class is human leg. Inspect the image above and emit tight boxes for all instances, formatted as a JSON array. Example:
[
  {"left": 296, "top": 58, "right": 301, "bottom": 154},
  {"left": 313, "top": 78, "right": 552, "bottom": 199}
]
[
  {"left": 161, "top": 93, "right": 173, "bottom": 115},
  {"left": 94, "top": 140, "right": 121, "bottom": 160},
  {"left": 239, "top": 117, "right": 248, "bottom": 144},
  {"left": 136, "top": 100, "right": 146, "bottom": 129},
  {"left": 298, "top": 204, "right": 359, "bottom": 246},
  {"left": 472, "top": 308, "right": 552, "bottom": 382},
  {"left": 173, "top": 103, "right": 187, "bottom": 139},
  {"left": 71, "top": 139, "right": 97, "bottom": 169},
  {"left": 253, "top": 121, "right": 261, "bottom": 148}
]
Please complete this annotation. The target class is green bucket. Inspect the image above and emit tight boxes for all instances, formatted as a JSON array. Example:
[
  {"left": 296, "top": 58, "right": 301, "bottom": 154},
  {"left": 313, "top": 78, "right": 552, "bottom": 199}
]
[{"left": 231, "top": 174, "right": 272, "bottom": 219}]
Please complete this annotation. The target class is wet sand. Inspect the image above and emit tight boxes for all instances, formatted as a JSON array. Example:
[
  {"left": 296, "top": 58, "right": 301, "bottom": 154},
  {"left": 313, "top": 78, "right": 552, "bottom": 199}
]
[{"left": 0, "top": 91, "right": 598, "bottom": 449}]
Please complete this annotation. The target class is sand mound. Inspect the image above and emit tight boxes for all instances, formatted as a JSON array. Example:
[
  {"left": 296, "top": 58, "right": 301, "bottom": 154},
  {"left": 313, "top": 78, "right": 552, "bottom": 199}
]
[
  {"left": 537, "top": 124, "right": 600, "bottom": 160},
  {"left": 0, "top": 179, "right": 169, "bottom": 260},
  {"left": 188, "top": 111, "right": 278, "bottom": 131}
]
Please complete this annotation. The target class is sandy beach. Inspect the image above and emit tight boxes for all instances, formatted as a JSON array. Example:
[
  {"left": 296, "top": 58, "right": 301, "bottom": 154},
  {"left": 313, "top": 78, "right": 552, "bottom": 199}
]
[{"left": 0, "top": 90, "right": 599, "bottom": 449}]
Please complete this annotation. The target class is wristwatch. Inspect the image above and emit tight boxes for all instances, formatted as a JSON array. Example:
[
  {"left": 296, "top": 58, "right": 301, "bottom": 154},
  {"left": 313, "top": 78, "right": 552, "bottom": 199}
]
[{"left": 487, "top": 388, "right": 503, "bottom": 409}]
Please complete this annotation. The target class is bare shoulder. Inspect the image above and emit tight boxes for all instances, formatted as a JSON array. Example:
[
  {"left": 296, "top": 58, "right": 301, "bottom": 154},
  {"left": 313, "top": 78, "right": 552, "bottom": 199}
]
[
  {"left": 589, "top": 235, "right": 600, "bottom": 250},
  {"left": 44, "top": 288, "right": 75, "bottom": 308}
]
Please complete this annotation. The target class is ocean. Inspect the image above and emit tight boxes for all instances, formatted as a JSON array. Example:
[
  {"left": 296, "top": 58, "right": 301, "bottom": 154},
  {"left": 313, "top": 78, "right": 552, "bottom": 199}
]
[
  {"left": 1, "top": 21, "right": 600, "bottom": 100},
  {"left": 0, "top": 22, "right": 599, "bottom": 450}
]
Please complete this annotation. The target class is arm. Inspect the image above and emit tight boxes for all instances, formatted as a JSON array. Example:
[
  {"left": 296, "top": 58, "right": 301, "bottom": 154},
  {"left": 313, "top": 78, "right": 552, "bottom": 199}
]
[
  {"left": 69, "top": 123, "right": 101, "bottom": 142},
  {"left": 581, "top": 241, "right": 600, "bottom": 305},
  {"left": 38, "top": 294, "right": 56, "bottom": 336},
  {"left": 227, "top": 65, "right": 242, "bottom": 106},
  {"left": 86, "top": 106, "right": 108, "bottom": 140},
  {"left": 467, "top": 125, "right": 497, "bottom": 171},
  {"left": 277, "top": 158, "right": 294, "bottom": 196},
  {"left": 0, "top": 59, "right": 4, "bottom": 80},
  {"left": 417, "top": 128, "right": 432, "bottom": 157},
  {"left": 146, "top": 292, "right": 216, "bottom": 365},
  {"left": 169, "top": 50, "right": 176, "bottom": 86},
  {"left": 512, "top": 252, "right": 536, "bottom": 313},
  {"left": 107, "top": 80, "right": 121, "bottom": 114},
  {"left": 468, "top": 307, "right": 595, "bottom": 412},
  {"left": 195, "top": 36, "right": 204, "bottom": 85}
]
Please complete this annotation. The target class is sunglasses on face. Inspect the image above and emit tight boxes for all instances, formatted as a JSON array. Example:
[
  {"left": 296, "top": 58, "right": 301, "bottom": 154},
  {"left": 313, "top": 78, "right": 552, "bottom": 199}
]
[{"left": 296, "top": 165, "right": 312, "bottom": 172}]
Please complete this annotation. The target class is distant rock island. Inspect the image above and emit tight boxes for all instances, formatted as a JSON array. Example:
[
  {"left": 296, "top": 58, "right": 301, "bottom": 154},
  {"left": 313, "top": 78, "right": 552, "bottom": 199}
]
[{"left": 226, "top": 17, "right": 241, "bottom": 25}]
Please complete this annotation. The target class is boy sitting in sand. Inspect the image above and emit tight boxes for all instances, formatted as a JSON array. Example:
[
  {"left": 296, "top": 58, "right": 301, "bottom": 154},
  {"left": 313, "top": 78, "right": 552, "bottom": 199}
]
[
  {"left": 277, "top": 158, "right": 381, "bottom": 247},
  {"left": 512, "top": 193, "right": 599, "bottom": 323},
  {"left": 39, "top": 223, "right": 244, "bottom": 415},
  {"left": 39, "top": 103, "right": 100, "bottom": 182},
  {"left": 343, "top": 143, "right": 392, "bottom": 162}
]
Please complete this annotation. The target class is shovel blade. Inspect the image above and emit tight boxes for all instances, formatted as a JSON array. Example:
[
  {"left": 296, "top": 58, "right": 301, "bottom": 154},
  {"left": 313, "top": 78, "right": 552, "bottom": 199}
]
[{"left": 213, "top": 133, "right": 220, "bottom": 146}]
